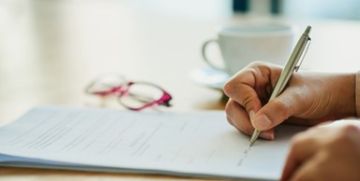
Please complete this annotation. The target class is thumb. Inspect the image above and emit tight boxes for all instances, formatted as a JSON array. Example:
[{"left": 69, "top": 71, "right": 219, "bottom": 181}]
[{"left": 252, "top": 90, "right": 301, "bottom": 131}]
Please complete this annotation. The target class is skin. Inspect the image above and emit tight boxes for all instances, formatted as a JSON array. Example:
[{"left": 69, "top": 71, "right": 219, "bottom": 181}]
[
  {"left": 223, "top": 62, "right": 359, "bottom": 180},
  {"left": 281, "top": 121, "right": 360, "bottom": 181}
]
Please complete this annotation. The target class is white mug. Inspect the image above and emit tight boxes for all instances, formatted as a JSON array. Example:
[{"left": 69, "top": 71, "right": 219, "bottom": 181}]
[{"left": 202, "top": 23, "right": 294, "bottom": 75}]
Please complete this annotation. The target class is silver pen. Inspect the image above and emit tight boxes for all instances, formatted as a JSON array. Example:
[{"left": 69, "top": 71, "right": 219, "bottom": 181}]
[{"left": 249, "top": 26, "right": 312, "bottom": 146}]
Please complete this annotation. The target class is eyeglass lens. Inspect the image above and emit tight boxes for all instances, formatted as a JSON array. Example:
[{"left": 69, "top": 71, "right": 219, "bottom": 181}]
[{"left": 119, "top": 82, "right": 165, "bottom": 109}]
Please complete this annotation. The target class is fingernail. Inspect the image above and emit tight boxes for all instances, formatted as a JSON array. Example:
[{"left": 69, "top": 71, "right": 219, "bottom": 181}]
[
  {"left": 260, "top": 132, "right": 275, "bottom": 140},
  {"left": 249, "top": 111, "right": 255, "bottom": 121},
  {"left": 254, "top": 114, "right": 272, "bottom": 130}
]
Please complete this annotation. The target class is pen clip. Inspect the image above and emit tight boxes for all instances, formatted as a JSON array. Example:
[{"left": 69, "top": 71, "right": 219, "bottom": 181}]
[{"left": 294, "top": 37, "right": 311, "bottom": 72}]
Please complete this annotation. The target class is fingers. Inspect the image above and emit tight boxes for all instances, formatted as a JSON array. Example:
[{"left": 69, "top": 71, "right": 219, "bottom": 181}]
[
  {"left": 224, "top": 67, "right": 263, "bottom": 114},
  {"left": 224, "top": 62, "right": 288, "bottom": 131},
  {"left": 252, "top": 87, "right": 304, "bottom": 131},
  {"left": 281, "top": 133, "right": 318, "bottom": 181},
  {"left": 225, "top": 99, "right": 275, "bottom": 140},
  {"left": 225, "top": 100, "right": 253, "bottom": 135}
]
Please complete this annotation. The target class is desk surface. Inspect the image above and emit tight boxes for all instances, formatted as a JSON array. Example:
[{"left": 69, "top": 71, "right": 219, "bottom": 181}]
[{"left": 1, "top": 1, "right": 360, "bottom": 180}]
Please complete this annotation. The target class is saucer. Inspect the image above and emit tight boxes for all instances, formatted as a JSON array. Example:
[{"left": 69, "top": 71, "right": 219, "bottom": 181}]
[{"left": 190, "top": 66, "right": 230, "bottom": 91}]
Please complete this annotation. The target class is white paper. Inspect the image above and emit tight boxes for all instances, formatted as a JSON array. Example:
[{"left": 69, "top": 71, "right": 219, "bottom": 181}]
[{"left": 0, "top": 106, "right": 305, "bottom": 180}]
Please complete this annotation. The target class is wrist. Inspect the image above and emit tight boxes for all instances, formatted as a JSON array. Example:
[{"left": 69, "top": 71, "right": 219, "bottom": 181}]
[{"left": 332, "top": 73, "right": 356, "bottom": 118}]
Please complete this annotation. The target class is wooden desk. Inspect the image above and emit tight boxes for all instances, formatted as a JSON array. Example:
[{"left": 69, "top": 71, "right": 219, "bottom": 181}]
[{"left": 0, "top": 1, "right": 360, "bottom": 180}]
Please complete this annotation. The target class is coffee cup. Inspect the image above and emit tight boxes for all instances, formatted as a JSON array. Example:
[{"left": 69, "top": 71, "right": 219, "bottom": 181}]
[{"left": 201, "top": 23, "right": 294, "bottom": 75}]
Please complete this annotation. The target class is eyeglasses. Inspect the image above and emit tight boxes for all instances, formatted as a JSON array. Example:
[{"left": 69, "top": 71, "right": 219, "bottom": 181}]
[{"left": 85, "top": 74, "right": 172, "bottom": 111}]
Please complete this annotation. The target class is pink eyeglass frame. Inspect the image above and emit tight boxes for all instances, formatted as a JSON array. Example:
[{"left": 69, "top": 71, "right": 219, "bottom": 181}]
[{"left": 85, "top": 80, "right": 172, "bottom": 111}]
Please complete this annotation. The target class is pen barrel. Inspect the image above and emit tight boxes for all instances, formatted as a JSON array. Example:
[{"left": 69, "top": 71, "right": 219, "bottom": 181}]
[
  {"left": 250, "top": 26, "right": 311, "bottom": 146},
  {"left": 269, "top": 28, "right": 311, "bottom": 100}
]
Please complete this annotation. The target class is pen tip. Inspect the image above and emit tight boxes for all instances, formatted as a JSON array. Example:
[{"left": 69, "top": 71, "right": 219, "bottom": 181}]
[
  {"left": 305, "top": 25, "right": 312, "bottom": 34},
  {"left": 249, "top": 141, "right": 254, "bottom": 147},
  {"left": 249, "top": 130, "right": 260, "bottom": 146},
  {"left": 249, "top": 137, "right": 256, "bottom": 146}
]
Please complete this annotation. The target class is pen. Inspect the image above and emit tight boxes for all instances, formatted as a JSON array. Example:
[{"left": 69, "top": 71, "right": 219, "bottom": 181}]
[{"left": 249, "top": 25, "right": 312, "bottom": 146}]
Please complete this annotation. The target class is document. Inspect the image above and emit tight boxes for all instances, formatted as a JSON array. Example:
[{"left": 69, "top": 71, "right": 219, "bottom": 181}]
[{"left": 0, "top": 106, "right": 305, "bottom": 180}]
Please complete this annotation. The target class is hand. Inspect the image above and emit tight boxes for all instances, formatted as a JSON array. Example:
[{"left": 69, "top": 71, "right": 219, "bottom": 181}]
[
  {"left": 281, "top": 121, "right": 360, "bottom": 181},
  {"left": 224, "top": 62, "right": 356, "bottom": 139}
]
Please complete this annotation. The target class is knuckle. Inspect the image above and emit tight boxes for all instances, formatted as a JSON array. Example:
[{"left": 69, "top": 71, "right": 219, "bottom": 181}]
[
  {"left": 247, "top": 61, "right": 274, "bottom": 72},
  {"left": 223, "top": 81, "right": 235, "bottom": 96},
  {"left": 338, "top": 124, "right": 358, "bottom": 138},
  {"left": 225, "top": 100, "right": 235, "bottom": 116},
  {"left": 341, "top": 124, "right": 359, "bottom": 134},
  {"left": 240, "top": 95, "right": 256, "bottom": 112},
  {"left": 333, "top": 124, "right": 359, "bottom": 144},
  {"left": 224, "top": 67, "right": 258, "bottom": 98},
  {"left": 248, "top": 61, "right": 263, "bottom": 68},
  {"left": 223, "top": 71, "right": 251, "bottom": 96}
]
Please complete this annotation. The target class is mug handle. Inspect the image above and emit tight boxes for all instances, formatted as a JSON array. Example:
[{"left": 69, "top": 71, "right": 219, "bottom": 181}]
[{"left": 201, "top": 39, "right": 225, "bottom": 71}]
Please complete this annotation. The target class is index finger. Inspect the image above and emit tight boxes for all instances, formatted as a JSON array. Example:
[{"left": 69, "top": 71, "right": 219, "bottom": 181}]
[{"left": 224, "top": 66, "right": 264, "bottom": 114}]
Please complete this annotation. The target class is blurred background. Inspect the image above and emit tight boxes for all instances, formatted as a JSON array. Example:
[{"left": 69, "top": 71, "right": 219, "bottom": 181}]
[
  {"left": 1, "top": 0, "right": 360, "bottom": 121},
  {"left": 1, "top": 0, "right": 359, "bottom": 72}
]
